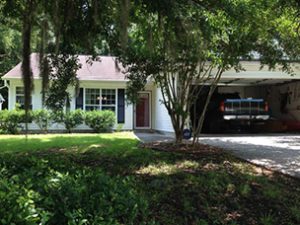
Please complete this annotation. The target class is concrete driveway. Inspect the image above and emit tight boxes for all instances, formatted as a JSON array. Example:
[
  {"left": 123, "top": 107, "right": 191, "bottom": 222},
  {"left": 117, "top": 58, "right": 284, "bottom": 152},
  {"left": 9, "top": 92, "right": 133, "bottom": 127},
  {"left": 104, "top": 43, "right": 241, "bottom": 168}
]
[{"left": 198, "top": 134, "right": 300, "bottom": 178}]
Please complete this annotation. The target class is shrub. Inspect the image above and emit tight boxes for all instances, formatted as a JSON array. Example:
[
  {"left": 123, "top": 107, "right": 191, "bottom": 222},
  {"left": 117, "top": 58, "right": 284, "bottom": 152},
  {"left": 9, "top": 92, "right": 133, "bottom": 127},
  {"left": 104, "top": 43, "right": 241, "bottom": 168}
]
[
  {"left": 63, "top": 110, "right": 85, "bottom": 133},
  {"left": 116, "top": 123, "right": 124, "bottom": 132},
  {"left": 51, "top": 110, "right": 64, "bottom": 124},
  {"left": 32, "top": 109, "right": 53, "bottom": 133},
  {"left": 85, "top": 110, "right": 115, "bottom": 133},
  {"left": 0, "top": 109, "right": 27, "bottom": 134}
]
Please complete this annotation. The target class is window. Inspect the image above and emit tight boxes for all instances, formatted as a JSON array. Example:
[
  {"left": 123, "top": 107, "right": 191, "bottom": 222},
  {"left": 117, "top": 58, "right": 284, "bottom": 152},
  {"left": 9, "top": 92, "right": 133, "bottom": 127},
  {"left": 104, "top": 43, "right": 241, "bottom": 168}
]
[
  {"left": 85, "top": 88, "right": 100, "bottom": 111},
  {"left": 102, "top": 89, "right": 116, "bottom": 111},
  {"left": 16, "top": 87, "right": 32, "bottom": 109},
  {"left": 85, "top": 88, "right": 116, "bottom": 112}
]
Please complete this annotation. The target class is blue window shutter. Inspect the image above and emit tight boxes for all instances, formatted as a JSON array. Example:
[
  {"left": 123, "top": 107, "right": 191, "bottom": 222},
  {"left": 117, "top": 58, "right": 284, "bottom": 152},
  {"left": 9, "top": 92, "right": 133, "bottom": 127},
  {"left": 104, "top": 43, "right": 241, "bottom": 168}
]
[
  {"left": 76, "top": 88, "right": 84, "bottom": 109},
  {"left": 117, "top": 89, "right": 125, "bottom": 123}
]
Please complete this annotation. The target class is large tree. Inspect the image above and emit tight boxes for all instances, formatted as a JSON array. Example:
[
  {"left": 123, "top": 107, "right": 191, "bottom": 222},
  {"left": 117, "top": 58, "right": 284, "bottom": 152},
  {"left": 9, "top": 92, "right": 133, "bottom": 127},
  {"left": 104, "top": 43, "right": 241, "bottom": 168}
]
[
  {"left": 118, "top": 0, "right": 300, "bottom": 143},
  {"left": 0, "top": 0, "right": 122, "bottom": 115}
]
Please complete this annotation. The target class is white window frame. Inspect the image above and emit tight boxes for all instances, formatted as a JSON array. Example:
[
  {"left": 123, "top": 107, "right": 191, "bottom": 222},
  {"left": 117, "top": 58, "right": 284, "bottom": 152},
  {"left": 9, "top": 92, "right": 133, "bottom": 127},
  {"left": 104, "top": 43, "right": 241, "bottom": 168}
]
[
  {"left": 15, "top": 86, "right": 32, "bottom": 109},
  {"left": 84, "top": 88, "right": 117, "bottom": 116},
  {"left": 101, "top": 89, "right": 116, "bottom": 111},
  {"left": 85, "top": 88, "right": 101, "bottom": 110}
]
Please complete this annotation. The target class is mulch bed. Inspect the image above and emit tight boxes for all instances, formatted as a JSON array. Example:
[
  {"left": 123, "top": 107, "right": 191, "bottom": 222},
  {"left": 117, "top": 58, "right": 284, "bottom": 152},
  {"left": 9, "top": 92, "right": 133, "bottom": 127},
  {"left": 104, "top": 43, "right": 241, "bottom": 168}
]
[
  {"left": 139, "top": 141, "right": 286, "bottom": 179},
  {"left": 139, "top": 141, "right": 225, "bottom": 156}
]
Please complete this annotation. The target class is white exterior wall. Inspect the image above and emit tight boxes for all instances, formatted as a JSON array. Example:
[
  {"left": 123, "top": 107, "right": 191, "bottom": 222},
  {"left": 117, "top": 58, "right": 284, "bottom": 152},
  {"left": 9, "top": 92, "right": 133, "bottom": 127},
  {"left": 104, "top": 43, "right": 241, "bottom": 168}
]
[
  {"left": 7, "top": 79, "right": 134, "bottom": 131},
  {"left": 8, "top": 79, "right": 43, "bottom": 110},
  {"left": 7, "top": 79, "right": 177, "bottom": 133},
  {"left": 77, "top": 81, "right": 133, "bottom": 130},
  {"left": 272, "top": 81, "right": 300, "bottom": 121},
  {"left": 152, "top": 86, "right": 174, "bottom": 133}
]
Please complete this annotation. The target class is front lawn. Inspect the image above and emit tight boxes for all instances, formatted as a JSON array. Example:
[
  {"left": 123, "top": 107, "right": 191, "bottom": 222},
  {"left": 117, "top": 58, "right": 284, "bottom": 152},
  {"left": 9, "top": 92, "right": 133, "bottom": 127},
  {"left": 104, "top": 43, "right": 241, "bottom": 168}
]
[{"left": 0, "top": 132, "right": 300, "bottom": 224}]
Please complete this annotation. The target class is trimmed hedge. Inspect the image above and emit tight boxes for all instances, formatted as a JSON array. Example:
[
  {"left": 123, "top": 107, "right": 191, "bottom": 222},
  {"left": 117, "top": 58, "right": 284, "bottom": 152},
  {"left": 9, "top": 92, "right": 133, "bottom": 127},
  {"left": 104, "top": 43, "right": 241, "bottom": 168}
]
[
  {"left": 0, "top": 109, "right": 26, "bottom": 134},
  {"left": 32, "top": 109, "right": 52, "bottom": 133},
  {"left": 63, "top": 110, "right": 85, "bottom": 133},
  {"left": 85, "top": 110, "right": 116, "bottom": 133},
  {"left": 0, "top": 109, "right": 116, "bottom": 134}
]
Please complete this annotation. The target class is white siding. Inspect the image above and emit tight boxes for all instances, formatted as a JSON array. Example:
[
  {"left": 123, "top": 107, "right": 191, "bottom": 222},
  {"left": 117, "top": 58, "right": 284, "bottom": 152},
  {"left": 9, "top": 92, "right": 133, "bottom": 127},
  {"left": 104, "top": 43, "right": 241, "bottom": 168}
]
[
  {"left": 152, "top": 86, "right": 174, "bottom": 133},
  {"left": 8, "top": 79, "right": 133, "bottom": 131},
  {"left": 273, "top": 81, "right": 300, "bottom": 121},
  {"left": 8, "top": 79, "right": 43, "bottom": 110},
  {"left": 77, "top": 81, "right": 133, "bottom": 130}
]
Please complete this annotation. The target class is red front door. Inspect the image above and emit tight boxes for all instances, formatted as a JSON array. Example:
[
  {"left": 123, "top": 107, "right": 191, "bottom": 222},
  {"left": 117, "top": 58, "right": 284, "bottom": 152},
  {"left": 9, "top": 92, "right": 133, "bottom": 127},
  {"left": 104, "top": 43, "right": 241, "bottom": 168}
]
[{"left": 135, "top": 93, "right": 150, "bottom": 128}]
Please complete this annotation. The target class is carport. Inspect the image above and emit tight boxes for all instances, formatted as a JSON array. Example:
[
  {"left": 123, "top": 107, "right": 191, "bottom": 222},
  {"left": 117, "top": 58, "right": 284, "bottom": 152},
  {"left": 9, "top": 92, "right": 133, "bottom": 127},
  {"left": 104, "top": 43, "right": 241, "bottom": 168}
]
[{"left": 193, "top": 61, "right": 300, "bottom": 132}]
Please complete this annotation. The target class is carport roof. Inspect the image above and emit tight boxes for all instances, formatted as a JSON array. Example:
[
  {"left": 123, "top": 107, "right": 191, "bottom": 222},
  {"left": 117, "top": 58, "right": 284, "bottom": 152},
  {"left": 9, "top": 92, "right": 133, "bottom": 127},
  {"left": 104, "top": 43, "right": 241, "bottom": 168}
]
[{"left": 214, "top": 61, "right": 300, "bottom": 86}]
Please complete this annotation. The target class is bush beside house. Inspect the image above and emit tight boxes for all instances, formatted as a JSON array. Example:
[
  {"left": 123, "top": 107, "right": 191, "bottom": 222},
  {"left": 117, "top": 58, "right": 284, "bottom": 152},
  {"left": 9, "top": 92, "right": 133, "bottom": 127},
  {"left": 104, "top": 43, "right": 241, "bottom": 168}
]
[
  {"left": 0, "top": 109, "right": 116, "bottom": 134},
  {"left": 0, "top": 109, "right": 26, "bottom": 134},
  {"left": 85, "top": 110, "right": 115, "bottom": 133},
  {"left": 32, "top": 109, "right": 53, "bottom": 133},
  {"left": 63, "top": 110, "right": 85, "bottom": 133}
]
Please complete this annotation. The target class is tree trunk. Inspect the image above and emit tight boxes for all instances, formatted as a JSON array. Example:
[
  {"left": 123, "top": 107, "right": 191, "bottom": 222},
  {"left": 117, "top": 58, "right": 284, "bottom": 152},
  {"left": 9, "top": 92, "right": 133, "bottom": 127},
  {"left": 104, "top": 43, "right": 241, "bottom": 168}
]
[
  {"left": 21, "top": 1, "right": 34, "bottom": 135},
  {"left": 175, "top": 129, "right": 183, "bottom": 143},
  {"left": 192, "top": 69, "right": 223, "bottom": 144}
]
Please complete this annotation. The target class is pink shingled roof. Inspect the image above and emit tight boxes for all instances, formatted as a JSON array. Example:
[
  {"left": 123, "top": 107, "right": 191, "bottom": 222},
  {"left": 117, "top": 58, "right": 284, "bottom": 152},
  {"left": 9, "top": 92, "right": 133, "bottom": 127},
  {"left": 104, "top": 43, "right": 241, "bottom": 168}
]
[{"left": 3, "top": 53, "right": 127, "bottom": 81}]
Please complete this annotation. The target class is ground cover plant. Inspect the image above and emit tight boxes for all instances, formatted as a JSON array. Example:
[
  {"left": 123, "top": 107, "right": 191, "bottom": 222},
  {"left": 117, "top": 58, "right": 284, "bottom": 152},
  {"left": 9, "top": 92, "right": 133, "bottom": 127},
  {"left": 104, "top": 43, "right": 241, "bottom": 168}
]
[{"left": 0, "top": 132, "right": 300, "bottom": 224}]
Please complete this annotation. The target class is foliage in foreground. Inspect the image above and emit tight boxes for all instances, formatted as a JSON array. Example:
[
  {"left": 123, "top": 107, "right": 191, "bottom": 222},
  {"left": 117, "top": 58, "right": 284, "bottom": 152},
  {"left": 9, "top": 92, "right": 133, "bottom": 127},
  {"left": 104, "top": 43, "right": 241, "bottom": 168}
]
[
  {"left": 0, "top": 133, "right": 300, "bottom": 224},
  {"left": 0, "top": 155, "right": 150, "bottom": 225}
]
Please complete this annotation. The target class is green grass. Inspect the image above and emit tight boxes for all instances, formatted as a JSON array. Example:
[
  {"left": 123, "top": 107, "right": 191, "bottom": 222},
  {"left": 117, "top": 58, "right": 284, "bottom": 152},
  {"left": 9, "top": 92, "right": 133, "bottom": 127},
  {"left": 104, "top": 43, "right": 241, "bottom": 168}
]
[
  {"left": 1, "top": 132, "right": 300, "bottom": 224},
  {"left": 0, "top": 132, "right": 138, "bottom": 153}
]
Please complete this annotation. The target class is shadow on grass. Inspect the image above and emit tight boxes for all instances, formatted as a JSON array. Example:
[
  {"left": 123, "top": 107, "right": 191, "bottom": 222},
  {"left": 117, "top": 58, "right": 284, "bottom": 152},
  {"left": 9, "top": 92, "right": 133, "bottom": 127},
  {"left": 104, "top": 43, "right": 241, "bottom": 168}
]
[{"left": 1, "top": 134, "right": 300, "bottom": 224}]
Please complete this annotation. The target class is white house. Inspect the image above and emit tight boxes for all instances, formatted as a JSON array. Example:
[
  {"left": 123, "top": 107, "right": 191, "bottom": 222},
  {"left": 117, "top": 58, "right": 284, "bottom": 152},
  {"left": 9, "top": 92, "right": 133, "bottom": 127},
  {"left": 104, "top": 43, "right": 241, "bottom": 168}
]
[
  {"left": 2, "top": 53, "right": 300, "bottom": 133},
  {"left": 2, "top": 53, "right": 173, "bottom": 132}
]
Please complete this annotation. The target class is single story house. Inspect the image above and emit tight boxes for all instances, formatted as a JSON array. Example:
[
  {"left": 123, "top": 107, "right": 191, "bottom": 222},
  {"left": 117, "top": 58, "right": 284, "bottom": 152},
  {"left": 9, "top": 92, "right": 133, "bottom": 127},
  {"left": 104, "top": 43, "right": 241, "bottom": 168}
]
[
  {"left": 2, "top": 53, "right": 173, "bottom": 132},
  {"left": 2, "top": 53, "right": 300, "bottom": 133}
]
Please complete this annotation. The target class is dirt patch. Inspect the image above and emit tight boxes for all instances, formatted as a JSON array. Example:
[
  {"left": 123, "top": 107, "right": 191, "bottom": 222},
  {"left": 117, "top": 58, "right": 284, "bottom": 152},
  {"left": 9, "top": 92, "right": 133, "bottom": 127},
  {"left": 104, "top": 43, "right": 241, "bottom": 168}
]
[
  {"left": 139, "top": 141, "right": 279, "bottom": 178},
  {"left": 140, "top": 141, "right": 224, "bottom": 155}
]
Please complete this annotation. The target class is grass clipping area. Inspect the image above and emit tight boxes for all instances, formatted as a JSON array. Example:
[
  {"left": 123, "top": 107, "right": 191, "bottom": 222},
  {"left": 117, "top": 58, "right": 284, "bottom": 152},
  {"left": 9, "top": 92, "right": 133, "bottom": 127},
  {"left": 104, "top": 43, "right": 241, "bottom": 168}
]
[{"left": 0, "top": 133, "right": 300, "bottom": 224}]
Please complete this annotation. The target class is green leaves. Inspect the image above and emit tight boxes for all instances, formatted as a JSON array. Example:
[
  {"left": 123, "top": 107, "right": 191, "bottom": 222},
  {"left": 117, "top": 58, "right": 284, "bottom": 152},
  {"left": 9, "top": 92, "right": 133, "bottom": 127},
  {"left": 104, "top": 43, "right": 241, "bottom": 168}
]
[
  {"left": 63, "top": 110, "right": 85, "bottom": 133},
  {"left": 85, "top": 110, "right": 116, "bottom": 133},
  {"left": 0, "top": 155, "right": 151, "bottom": 225},
  {"left": 45, "top": 54, "right": 81, "bottom": 111},
  {"left": 0, "top": 109, "right": 27, "bottom": 134},
  {"left": 32, "top": 109, "right": 52, "bottom": 133}
]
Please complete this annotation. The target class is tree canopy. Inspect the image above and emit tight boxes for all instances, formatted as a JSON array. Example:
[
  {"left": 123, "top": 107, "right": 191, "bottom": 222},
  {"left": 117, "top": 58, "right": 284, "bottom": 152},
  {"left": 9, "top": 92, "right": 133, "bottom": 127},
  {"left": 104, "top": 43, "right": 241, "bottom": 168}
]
[
  {"left": 0, "top": 0, "right": 299, "bottom": 139},
  {"left": 118, "top": 0, "right": 300, "bottom": 142}
]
